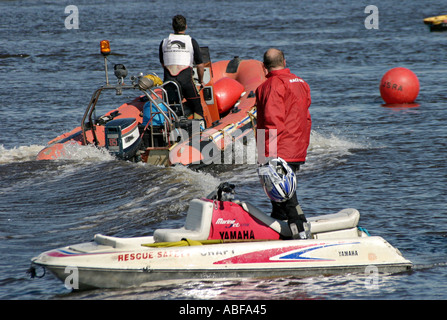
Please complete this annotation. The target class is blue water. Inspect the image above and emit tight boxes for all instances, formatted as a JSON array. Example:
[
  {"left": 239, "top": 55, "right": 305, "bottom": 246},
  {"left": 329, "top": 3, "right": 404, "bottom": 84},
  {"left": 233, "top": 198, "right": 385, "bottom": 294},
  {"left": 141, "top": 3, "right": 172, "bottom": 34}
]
[{"left": 1, "top": 0, "right": 446, "bottom": 300}]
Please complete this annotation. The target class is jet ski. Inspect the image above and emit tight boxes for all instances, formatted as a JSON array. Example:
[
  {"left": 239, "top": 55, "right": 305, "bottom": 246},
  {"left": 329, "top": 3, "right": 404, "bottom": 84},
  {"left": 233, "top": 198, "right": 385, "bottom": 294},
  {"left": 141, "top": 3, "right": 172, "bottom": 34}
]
[
  {"left": 36, "top": 40, "right": 266, "bottom": 166},
  {"left": 30, "top": 183, "right": 412, "bottom": 290}
]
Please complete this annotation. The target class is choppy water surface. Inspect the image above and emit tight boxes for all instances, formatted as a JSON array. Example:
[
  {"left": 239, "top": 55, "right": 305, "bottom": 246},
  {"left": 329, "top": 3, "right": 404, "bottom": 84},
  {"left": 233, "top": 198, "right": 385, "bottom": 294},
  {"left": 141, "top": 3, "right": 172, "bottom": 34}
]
[{"left": 1, "top": 0, "right": 446, "bottom": 300}]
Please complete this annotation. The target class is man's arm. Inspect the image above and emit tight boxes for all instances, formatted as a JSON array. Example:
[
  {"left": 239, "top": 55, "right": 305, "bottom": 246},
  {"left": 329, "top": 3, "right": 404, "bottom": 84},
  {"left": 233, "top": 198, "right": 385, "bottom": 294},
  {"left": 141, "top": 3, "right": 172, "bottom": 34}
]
[
  {"left": 159, "top": 40, "right": 164, "bottom": 67},
  {"left": 256, "top": 80, "right": 286, "bottom": 161},
  {"left": 196, "top": 63, "right": 205, "bottom": 85},
  {"left": 191, "top": 38, "right": 205, "bottom": 86}
]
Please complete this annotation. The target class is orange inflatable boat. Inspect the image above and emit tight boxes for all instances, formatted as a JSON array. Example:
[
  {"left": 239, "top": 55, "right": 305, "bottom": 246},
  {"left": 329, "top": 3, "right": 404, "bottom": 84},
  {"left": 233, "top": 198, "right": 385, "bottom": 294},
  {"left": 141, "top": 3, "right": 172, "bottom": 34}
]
[{"left": 36, "top": 41, "right": 266, "bottom": 167}]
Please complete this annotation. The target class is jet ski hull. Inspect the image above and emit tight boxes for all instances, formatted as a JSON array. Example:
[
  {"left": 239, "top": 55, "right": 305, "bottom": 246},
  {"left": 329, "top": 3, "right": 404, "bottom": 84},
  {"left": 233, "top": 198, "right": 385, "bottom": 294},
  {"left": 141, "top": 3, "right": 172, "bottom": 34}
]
[{"left": 32, "top": 235, "right": 411, "bottom": 290}]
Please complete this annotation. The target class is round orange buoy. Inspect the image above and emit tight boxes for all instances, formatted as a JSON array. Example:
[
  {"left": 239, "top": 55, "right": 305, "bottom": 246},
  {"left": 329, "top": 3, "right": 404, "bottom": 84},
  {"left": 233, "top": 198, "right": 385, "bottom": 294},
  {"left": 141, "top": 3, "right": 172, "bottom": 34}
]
[
  {"left": 380, "top": 67, "right": 420, "bottom": 104},
  {"left": 214, "top": 77, "right": 245, "bottom": 114}
]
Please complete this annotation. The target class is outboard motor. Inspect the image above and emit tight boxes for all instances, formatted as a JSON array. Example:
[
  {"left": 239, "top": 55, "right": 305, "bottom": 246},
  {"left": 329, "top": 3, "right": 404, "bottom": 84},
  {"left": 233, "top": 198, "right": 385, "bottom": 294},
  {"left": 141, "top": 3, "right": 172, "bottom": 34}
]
[{"left": 105, "top": 118, "right": 141, "bottom": 161}]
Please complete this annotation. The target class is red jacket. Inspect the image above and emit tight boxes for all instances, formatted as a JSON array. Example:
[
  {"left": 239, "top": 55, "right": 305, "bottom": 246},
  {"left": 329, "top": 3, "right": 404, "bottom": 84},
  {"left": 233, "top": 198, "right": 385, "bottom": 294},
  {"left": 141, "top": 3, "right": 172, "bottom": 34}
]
[{"left": 256, "top": 68, "right": 311, "bottom": 163}]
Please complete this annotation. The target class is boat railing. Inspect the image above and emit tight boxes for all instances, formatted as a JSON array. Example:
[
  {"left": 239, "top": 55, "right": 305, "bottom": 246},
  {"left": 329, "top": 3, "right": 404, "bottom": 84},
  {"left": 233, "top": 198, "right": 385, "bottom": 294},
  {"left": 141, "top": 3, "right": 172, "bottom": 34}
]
[
  {"left": 156, "top": 81, "right": 185, "bottom": 117},
  {"left": 81, "top": 84, "right": 136, "bottom": 146},
  {"left": 81, "top": 80, "right": 182, "bottom": 147},
  {"left": 141, "top": 87, "right": 180, "bottom": 124},
  {"left": 139, "top": 85, "right": 186, "bottom": 149}
]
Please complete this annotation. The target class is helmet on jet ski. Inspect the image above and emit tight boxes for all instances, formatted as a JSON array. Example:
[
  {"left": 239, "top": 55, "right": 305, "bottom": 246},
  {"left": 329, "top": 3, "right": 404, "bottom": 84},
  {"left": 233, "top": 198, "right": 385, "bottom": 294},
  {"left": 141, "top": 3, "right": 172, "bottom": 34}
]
[{"left": 257, "top": 157, "right": 296, "bottom": 203}]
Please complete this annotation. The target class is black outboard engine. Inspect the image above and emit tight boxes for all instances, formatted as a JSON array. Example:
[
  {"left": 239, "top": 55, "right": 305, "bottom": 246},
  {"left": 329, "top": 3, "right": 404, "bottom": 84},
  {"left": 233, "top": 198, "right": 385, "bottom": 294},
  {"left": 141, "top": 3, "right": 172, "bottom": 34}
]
[{"left": 105, "top": 118, "right": 141, "bottom": 161}]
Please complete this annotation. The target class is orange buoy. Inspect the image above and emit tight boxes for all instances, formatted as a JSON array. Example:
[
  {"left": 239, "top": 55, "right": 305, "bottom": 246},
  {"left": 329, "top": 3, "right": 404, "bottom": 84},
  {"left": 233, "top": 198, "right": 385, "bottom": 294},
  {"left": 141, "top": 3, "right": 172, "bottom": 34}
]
[
  {"left": 214, "top": 77, "right": 245, "bottom": 114},
  {"left": 380, "top": 67, "right": 420, "bottom": 104}
]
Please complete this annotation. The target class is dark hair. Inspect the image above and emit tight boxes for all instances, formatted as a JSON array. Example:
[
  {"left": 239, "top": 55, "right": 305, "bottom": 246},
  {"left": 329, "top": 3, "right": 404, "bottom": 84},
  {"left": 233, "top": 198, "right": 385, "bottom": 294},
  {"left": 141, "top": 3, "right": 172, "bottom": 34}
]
[
  {"left": 263, "top": 48, "right": 285, "bottom": 70},
  {"left": 172, "top": 15, "right": 187, "bottom": 33}
]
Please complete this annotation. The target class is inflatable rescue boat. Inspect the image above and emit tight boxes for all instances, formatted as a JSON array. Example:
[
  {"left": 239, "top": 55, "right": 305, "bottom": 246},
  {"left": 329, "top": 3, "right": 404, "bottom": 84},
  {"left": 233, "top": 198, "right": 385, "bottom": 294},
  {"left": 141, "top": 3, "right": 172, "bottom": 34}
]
[
  {"left": 36, "top": 41, "right": 266, "bottom": 166},
  {"left": 30, "top": 183, "right": 412, "bottom": 290}
]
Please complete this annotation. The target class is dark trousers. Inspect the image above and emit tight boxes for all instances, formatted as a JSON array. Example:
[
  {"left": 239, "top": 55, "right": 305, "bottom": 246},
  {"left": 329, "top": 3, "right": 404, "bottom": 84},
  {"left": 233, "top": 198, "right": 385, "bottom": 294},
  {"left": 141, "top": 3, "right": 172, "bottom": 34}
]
[
  {"left": 163, "top": 67, "right": 203, "bottom": 118},
  {"left": 270, "top": 163, "right": 307, "bottom": 233}
]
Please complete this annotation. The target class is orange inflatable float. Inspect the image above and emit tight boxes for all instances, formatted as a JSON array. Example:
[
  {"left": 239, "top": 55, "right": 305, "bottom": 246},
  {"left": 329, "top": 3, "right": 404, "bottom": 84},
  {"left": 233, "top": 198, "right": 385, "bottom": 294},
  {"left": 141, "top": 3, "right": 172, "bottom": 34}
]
[{"left": 380, "top": 67, "right": 420, "bottom": 104}]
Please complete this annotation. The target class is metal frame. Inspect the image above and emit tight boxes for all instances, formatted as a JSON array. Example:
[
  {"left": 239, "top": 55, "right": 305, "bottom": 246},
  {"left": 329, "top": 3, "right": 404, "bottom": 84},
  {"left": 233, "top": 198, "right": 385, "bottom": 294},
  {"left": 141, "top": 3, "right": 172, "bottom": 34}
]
[{"left": 80, "top": 82, "right": 182, "bottom": 147}]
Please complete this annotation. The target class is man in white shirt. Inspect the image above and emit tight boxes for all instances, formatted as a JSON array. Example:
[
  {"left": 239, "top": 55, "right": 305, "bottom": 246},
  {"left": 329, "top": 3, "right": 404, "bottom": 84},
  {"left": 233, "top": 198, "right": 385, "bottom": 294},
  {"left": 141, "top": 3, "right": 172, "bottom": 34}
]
[{"left": 159, "top": 15, "right": 205, "bottom": 120}]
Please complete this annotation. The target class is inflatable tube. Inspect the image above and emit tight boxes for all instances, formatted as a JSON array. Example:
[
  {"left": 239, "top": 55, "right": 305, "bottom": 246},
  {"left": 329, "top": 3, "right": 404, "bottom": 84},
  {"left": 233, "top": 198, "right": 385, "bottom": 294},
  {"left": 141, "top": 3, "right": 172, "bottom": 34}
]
[
  {"left": 214, "top": 77, "right": 245, "bottom": 114},
  {"left": 36, "top": 143, "right": 67, "bottom": 160}
]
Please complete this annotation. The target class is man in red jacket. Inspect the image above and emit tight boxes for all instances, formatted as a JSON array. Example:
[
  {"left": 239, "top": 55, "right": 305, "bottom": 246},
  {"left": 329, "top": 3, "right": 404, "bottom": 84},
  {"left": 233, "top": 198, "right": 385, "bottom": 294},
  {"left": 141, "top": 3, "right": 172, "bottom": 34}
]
[{"left": 256, "top": 48, "right": 312, "bottom": 239}]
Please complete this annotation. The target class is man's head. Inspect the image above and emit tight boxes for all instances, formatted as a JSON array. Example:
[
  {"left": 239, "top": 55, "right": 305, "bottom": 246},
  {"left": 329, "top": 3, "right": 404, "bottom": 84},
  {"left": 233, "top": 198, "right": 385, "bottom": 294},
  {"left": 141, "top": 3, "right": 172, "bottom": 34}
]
[
  {"left": 172, "top": 15, "right": 187, "bottom": 34},
  {"left": 263, "top": 48, "right": 286, "bottom": 71}
]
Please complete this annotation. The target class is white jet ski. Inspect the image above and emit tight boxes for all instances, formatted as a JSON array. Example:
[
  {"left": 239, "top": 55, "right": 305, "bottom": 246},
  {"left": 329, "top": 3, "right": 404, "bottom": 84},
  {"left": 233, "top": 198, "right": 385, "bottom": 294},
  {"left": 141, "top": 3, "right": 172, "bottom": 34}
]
[{"left": 30, "top": 183, "right": 412, "bottom": 290}]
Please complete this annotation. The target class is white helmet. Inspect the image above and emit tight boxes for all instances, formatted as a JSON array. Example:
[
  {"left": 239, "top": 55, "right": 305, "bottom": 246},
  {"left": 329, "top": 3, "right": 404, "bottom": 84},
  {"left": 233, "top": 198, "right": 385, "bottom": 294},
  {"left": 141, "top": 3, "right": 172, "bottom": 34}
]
[{"left": 257, "top": 157, "right": 297, "bottom": 202}]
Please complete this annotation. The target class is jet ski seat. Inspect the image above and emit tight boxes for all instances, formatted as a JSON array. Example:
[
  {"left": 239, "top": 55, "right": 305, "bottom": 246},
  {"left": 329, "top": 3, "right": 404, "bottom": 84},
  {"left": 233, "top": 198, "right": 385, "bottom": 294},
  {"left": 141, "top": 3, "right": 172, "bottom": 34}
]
[
  {"left": 153, "top": 199, "right": 214, "bottom": 242},
  {"left": 307, "top": 208, "right": 360, "bottom": 234},
  {"left": 241, "top": 202, "right": 360, "bottom": 237},
  {"left": 241, "top": 202, "right": 292, "bottom": 237}
]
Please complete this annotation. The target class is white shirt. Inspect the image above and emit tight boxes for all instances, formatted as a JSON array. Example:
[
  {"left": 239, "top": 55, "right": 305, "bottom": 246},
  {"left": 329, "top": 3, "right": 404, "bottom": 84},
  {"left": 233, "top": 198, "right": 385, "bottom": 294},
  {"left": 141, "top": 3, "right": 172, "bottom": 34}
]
[{"left": 161, "top": 33, "right": 194, "bottom": 75}]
